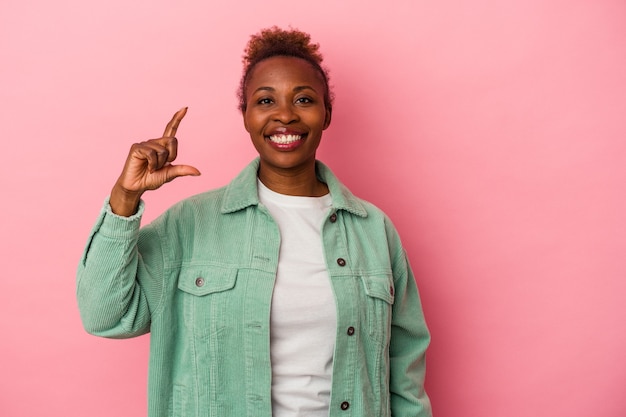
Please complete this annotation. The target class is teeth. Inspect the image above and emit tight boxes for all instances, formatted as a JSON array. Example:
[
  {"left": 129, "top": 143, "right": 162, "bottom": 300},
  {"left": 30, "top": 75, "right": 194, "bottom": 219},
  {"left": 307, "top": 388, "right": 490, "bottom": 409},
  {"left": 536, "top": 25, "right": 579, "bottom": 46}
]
[{"left": 268, "top": 134, "right": 302, "bottom": 144}]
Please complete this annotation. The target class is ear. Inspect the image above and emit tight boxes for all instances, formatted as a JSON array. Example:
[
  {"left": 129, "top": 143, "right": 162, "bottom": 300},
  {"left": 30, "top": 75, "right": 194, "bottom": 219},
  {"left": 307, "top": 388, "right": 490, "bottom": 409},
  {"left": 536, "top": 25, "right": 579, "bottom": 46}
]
[
  {"left": 323, "top": 108, "right": 332, "bottom": 130},
  {"left": 242, "top": 109, "right": 251, "bottom": 132}
]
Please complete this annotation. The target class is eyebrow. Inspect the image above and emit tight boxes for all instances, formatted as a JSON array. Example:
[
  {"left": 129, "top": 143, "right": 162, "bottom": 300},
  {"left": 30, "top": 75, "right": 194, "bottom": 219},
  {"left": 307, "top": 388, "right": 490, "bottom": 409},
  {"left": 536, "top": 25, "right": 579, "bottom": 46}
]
[{"left": 252, "top": 85, "right": 318, "bottom": 94}]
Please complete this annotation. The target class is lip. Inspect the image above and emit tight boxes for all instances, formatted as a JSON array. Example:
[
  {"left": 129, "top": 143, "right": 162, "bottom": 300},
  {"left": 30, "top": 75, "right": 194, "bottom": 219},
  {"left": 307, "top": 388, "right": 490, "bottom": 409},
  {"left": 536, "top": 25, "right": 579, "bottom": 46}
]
[
  {"left": 266, "top": 126, "right": 306, "bottom": 136},
  {"left": 264, "top": 126, "right": 307, "bottom": 151},
  {"left": 265, "top": 133, "right": 306, "bottom": 151}
]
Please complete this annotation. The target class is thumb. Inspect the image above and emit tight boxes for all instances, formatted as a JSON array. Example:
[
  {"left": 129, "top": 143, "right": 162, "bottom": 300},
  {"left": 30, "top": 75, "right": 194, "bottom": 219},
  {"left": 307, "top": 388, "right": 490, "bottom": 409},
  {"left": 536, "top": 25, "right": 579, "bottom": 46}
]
[{"left": 163, "top": 164, "right": 201, "bottom": 183}]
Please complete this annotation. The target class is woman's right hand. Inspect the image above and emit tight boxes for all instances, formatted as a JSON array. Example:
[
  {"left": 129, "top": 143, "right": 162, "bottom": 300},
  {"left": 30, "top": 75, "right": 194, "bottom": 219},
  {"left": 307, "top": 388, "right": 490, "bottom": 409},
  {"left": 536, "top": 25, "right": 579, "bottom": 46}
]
[{"left": 109, "top": 107, "right": 201, "bottom": 216}]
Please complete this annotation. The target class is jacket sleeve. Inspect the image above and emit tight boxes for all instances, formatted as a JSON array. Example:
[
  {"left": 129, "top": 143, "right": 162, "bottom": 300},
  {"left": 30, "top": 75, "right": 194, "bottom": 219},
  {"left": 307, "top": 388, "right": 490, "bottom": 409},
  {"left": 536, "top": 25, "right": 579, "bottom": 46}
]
[
  {"left": 76, "top": 199, "right": 164, "bottom": 338},
  {"left": 389, "top": 242, "right": 433, "bottom": 417}
]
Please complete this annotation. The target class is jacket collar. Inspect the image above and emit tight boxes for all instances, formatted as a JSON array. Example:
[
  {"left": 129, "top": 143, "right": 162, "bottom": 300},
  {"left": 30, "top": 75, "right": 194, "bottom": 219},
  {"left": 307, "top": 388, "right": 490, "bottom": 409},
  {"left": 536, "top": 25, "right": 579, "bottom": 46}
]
[{"left": 220, "top": 158, "right": 367, "bottom": 217}]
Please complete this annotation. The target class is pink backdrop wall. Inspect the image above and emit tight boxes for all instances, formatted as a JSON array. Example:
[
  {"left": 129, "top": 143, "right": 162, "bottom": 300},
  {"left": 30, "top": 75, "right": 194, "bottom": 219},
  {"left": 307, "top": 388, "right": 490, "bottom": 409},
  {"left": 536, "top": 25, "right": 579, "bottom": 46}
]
[{"left": 2, "top": 0, "right": 625, "bottom": 416}]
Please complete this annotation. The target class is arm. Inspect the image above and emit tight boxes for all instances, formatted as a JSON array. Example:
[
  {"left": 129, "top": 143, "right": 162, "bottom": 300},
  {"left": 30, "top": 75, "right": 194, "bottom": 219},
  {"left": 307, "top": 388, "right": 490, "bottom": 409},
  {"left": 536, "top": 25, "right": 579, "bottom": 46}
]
[
  {"left": 389, "top": 248, "right": 433, "bottom": 417},
  {"left": 76, "top": 108, "right": 200, "bottom": 337},
  {"left": 76, "top": 199, "right": 158, "bottom": 338}
]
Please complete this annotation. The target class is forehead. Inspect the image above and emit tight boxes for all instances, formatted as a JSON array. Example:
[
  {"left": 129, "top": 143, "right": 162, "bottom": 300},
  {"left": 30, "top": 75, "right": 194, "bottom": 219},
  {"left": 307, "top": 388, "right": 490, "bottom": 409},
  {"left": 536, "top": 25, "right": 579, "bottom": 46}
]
[{"left": 246, "top": 56, "right": 325, "bottom": 91}]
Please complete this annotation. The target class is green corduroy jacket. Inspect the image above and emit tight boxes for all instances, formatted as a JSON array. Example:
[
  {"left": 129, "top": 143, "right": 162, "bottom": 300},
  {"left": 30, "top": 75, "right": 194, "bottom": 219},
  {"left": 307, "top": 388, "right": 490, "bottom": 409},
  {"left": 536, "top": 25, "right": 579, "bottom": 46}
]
[{"left": 77, "top": 158, "right": 432, "bottom": 417}]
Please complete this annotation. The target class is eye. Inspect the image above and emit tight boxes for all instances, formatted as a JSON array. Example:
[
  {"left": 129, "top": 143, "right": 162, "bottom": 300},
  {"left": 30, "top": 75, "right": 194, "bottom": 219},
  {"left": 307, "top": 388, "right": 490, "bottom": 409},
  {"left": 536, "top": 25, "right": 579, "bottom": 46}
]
[
  {"left": 295, "top": 96, "right": 313, "bottom": 104},
  {"left": 257, "top": 97, "right": 273, "bottom": 105}
]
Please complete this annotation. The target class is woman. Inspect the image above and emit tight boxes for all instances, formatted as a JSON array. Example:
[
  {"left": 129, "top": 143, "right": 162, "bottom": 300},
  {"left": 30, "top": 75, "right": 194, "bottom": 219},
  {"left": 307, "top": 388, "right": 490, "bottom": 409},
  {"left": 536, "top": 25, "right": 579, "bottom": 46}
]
[{"left": 77, "top": 27, "right": 432, "bottom": 417}]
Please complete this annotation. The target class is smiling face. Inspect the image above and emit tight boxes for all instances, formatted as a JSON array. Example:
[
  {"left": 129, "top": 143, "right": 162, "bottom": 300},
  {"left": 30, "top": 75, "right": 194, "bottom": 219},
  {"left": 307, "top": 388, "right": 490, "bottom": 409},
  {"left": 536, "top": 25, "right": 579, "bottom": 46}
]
[{"left": 243, "top": 56, "right": 332, "bottom": 180}]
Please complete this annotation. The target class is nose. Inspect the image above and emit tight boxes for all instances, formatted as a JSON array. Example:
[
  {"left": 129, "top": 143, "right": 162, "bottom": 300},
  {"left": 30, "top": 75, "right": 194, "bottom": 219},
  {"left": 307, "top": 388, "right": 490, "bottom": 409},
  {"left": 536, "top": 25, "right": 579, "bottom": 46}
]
[{"left": 273, "top": 101, "right": 299, "bottom": 124}]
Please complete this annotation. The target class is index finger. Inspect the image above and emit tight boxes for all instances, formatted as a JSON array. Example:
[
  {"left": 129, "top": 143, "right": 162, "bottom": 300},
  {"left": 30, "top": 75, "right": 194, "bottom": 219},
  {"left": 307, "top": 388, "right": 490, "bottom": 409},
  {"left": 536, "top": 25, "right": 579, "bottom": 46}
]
[{"left": 163, "top": 107, "right": 188, "bottom": 138}]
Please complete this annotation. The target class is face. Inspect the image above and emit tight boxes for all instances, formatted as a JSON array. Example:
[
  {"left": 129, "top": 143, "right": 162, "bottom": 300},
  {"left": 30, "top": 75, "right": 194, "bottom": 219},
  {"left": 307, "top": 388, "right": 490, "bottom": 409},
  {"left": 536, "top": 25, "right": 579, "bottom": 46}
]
[{"left": 243, "top": 56, "right": 332, "bottom": 176}]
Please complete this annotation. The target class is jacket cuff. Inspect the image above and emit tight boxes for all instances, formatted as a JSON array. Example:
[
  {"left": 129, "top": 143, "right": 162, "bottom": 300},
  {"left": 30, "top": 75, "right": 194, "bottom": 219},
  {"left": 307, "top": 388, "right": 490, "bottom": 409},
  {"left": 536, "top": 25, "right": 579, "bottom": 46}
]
[{"left": 96, "top": 197, "right": 146, "bottom": 239}]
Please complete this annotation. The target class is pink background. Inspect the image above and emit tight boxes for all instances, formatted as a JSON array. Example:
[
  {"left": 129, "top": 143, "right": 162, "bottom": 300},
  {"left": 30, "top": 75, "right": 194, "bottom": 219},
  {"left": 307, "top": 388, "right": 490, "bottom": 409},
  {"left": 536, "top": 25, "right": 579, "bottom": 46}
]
[{"left": 1, "top": 0, "right": 625, "bottom": 416}]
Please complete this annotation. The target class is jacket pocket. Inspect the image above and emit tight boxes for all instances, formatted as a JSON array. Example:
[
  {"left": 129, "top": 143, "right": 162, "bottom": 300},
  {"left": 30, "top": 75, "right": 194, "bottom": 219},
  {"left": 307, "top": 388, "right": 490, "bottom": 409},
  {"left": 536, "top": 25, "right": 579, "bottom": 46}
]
[
  {"left": 177, "top": 265, "right": 238, "bottom": 340},
  {"left": 178, "top": 265, "right": 237, "bottom": 296},
  {"left": 360, "top": 274, "right": 394, "bottom": 341}
]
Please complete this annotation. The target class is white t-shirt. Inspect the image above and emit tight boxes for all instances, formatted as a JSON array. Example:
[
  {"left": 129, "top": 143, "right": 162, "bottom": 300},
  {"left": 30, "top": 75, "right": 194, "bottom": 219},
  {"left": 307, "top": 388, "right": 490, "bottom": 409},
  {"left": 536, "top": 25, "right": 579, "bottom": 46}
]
[{"left": 258, "top": 180, "right": 337, "bottom": 417}]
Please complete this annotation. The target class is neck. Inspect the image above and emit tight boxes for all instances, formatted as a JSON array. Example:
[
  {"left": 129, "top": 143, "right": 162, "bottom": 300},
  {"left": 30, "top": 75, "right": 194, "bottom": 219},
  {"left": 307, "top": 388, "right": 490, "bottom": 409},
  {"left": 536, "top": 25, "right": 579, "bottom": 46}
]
[{"left": 258, "top": 161, "right": 329, "bottom": 197}]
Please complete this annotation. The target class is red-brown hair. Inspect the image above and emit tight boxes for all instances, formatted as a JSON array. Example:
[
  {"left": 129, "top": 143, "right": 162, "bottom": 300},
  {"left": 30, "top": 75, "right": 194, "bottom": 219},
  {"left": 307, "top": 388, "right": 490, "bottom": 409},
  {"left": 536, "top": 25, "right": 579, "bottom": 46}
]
[{"left": 237, "top": 27, "right": 333, "bottom": 113}]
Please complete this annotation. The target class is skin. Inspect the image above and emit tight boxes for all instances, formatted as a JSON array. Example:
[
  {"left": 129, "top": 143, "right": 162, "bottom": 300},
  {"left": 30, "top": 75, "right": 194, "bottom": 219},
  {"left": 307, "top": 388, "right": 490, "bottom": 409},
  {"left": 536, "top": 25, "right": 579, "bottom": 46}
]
[
  {"left": 109, "top": 55, "right": 332, "bottom": 216},
  {"left": 243, "top": 56, "right": 332, "bottom": 196},
  {"left": 109, "top": 107, "right": 201, "bottom": 216}
]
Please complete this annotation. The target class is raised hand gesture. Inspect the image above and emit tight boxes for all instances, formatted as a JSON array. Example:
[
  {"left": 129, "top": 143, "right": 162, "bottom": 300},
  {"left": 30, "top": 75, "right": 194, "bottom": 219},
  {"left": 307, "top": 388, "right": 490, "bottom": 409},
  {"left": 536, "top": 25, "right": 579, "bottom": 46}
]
[{"left": 110, "top": 108, "right": 201, "bottom": 216}]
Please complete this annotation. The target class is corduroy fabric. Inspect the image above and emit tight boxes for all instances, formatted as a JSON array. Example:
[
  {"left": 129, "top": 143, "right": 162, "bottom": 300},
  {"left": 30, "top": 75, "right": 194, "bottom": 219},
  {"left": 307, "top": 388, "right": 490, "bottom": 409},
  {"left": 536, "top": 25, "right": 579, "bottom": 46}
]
[{"left": 77, "top": 158, "right": 432, "bottom": 417}]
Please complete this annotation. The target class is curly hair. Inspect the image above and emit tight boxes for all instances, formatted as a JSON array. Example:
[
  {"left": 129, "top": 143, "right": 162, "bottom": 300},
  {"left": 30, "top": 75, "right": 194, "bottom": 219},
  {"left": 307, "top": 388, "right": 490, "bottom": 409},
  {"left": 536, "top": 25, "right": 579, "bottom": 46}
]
[{"left": 237, "top": 26, "right": 333, "bottom": 113}]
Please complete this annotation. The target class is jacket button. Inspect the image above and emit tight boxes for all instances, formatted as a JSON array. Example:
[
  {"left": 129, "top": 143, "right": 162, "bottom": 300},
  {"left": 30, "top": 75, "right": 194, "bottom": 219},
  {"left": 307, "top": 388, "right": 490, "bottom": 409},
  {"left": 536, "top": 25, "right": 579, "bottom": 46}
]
[
  {"left": 195, "top": 277, "right": 205, "bottom": 287},
  {"left": 340, "top": 401, "right": 350, "bottom": 410},
  {"left": 337, "top": 258, "right": 346, "bottom": 267},
  {"left": 329, "top": 213, "right": 337, "bottom": 223},
  {"left": 389, "top": 286, "right": 394, "bottom": 296},
  {"left": 347, "top": 326, "right": 355, "bottom": 336}
]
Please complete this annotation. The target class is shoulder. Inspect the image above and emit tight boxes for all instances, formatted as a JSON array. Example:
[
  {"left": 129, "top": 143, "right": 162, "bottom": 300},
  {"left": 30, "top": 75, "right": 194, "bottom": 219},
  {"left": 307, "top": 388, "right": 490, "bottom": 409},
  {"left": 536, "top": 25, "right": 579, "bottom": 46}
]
[
  {"left": 317, "top": 160, "right": 401, "bottom": 232},
  {"left": 172, "top": 186, "right": 229, "bottom": 213},
  {"left": 144, "top": 186, "right": 229, "bottom": 235},
  {"left": 348, "top": 194, "right": 403, "bottom": 242},
  {"left": 157, "top": 158, "right": 262, "bottom": 222}
]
